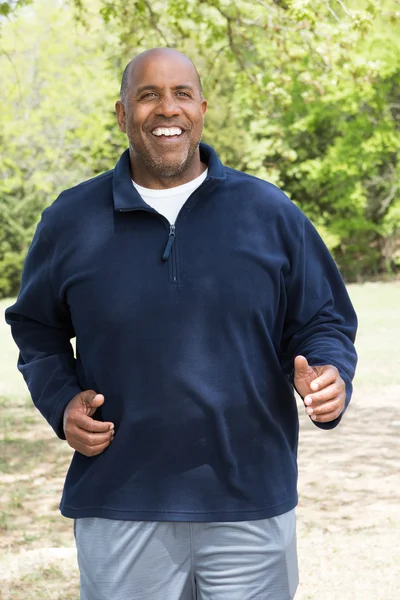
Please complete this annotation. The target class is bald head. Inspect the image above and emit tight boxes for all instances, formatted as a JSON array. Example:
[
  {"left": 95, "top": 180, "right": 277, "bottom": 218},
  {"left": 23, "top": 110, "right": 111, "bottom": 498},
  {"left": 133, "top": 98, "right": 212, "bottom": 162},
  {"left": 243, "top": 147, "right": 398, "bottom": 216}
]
[{"left": 120, "top": 48, "right": 203, "bottom": 103}]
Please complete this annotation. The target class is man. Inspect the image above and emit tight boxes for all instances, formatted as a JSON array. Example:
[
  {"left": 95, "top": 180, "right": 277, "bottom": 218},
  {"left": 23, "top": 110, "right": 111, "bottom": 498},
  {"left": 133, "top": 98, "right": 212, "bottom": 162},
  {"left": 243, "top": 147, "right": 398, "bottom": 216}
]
[{"left": 6, "top": 48, "right": 357, "bottom": 600}]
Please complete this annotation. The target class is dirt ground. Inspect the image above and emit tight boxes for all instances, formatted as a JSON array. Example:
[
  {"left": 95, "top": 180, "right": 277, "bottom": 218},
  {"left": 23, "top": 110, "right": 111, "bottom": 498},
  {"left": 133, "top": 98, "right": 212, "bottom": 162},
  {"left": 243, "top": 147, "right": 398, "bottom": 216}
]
[
  {"left": 295, "top": 388, "right": 400, "bottom": 599},
  {"left": 1, "top": 282, "right": 399, "bottom": 599}
]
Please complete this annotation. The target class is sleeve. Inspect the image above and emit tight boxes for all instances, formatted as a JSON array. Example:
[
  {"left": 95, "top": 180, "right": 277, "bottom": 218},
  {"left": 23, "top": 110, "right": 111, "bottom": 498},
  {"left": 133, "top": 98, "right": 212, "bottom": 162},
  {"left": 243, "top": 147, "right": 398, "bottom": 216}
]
[
  {"left": 280, "top": 214, "right": 358, "bottom": 430},
  {"left": 5, "top": 216, "right": 82, "bottom": 439}
]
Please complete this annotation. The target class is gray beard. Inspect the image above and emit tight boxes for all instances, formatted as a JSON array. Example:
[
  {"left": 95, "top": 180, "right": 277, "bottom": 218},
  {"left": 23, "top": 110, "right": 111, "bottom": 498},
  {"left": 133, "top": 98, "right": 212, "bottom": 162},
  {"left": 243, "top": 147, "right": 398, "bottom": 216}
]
[
  {"left": 129, "top": 133, "right": 202, "bottom": 179},
  {"left": 140, "top": 149, "right": 196, "bottom": 179}
]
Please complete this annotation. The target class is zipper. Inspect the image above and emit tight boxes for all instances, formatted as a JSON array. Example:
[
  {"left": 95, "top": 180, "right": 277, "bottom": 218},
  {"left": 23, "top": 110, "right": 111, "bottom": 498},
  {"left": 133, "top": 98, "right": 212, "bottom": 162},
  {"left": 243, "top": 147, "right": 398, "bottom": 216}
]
[
  {"left": 162, "top": 224, "right": 176, "bottom": 261},
  {"left": 162, "top": 224, "right": 178, "bottom": 283},
  {"left": 120, "top": 208, "right": 178, "bottom": 282},
  {"left": 160, "top": 177, "right": 209, "bottom": 267},
  {"left": 120, "top": 175, "right": 212, "bottom": 285}
]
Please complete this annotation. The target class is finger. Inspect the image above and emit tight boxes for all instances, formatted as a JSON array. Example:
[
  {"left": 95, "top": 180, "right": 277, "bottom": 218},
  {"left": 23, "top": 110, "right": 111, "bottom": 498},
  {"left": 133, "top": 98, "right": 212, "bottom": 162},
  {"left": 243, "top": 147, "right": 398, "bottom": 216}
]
[
  {"left": 294, "top": 355, "right": 311, "bottom": 375},
  {"left": 74, "top": 413, "right": 114, "bottom": 433},
  {"left": 67, "top": 429, "right": 114, "bottom": 452},
  {"left": 72, "top": 428, "right": 114, "bottom": 448},
  {"left": 304, "top": 382, "right": 344, "bottom": 406},
  {"left": 75, "top": 439, "right": 112, "bottom": 457},
  {"left": 305, "top": 395, "right": 344, "bottom": 416},
  {"left": 81, "top": 392, "right": 105, "bottom": 407},
  {"left": 310, "top": 406, "right": 344, "bottom": 423},
  {"left": 83, "top": 393, "right": 106, "bottom": 418},
  {"left": 309, "top": 367, "right": 339, "bottom": 391},
  {"left": 305, "top": 393, "right": 345, "bottom": 419}
]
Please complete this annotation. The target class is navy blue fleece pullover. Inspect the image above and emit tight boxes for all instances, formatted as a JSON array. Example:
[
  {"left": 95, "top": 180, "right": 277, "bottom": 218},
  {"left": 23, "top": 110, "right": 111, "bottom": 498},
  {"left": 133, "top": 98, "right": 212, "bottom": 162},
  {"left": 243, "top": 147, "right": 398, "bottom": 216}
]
[{"left": 5, "top": 143, "right": 357, "bottom": 521}]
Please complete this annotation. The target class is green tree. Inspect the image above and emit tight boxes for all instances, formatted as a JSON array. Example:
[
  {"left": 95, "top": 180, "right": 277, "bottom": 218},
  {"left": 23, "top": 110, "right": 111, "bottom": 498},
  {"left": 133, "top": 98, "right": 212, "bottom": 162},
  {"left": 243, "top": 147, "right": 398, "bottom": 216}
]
[
  {"left": 95, "top": 0, "right": 400, "bottom": 279},
  {"left": 0, "top": 0, "right": 124, "bottom": 296},
  {"left": 0, "top": 1, "right": 31, "bottom": 17},
  {"left": 1, "top": 0, "right": 399, "bottom": 297}
]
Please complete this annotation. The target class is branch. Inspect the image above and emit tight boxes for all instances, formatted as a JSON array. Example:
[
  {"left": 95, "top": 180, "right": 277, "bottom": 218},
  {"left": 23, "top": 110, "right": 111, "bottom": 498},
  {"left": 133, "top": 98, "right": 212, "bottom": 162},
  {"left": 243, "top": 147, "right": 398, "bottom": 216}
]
[
  {"left": 240, "top": 17, "right": 267, "bottom": 29},
  {"left": 377, "top": 184, "right": 398, "bottom": 217},
  {"left": 254, "top": 0, "right": 279, "bottom": 14},
  {"left": 208, "top": 3, "right": 260, "bottom": 88},
  {"left": 0, "top": 46, "right": 23, "bottom": 104},
  {"left": 226, "top": 20, "right": 258, "bottom": 86},
  {"left": 335, "top": 0, "right": 354, "bottom": 19},
  {"left": 143, "top": 0, "right": 171, "bottom": 47},
  {"left": 321, "top": 0, "right": 341, "bottom": 23},
  {"left": 299, "top": 30, "right": 331, "bottom": 70}
]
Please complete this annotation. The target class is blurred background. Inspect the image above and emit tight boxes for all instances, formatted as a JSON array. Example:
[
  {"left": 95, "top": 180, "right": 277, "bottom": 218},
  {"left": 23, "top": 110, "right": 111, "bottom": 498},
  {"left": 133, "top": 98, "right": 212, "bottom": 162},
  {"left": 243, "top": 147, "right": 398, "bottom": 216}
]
[
  {"left": 1, "top": 1, "right": 400, "bottom": 599},
  {"left": 0, "top": 0, "right": 400, "bottom": 294}
]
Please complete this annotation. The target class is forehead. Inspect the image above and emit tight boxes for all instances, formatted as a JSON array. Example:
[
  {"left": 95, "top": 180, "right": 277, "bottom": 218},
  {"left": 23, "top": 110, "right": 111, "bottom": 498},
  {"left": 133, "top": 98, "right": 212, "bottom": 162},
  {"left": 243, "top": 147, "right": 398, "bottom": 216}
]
[{"left": 129, "top": 54, "right": 198, "bottom": 92}]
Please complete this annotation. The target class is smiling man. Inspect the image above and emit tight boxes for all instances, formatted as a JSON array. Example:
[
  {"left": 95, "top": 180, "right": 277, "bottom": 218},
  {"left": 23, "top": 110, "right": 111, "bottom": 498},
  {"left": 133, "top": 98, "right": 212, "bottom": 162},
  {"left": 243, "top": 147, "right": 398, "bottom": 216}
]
[
  {"left": 116, "top": 49, "right": 207, "bottom": 186},
  {"left": 6, "top": 48, "right": 357, "bottom": 600}
]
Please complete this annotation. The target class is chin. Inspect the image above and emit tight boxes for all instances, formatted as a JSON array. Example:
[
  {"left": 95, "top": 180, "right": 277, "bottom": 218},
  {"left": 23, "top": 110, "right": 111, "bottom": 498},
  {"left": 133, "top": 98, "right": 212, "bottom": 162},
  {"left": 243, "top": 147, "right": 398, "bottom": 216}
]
[
  {"left": 155, "top": 164, "right": 186, "bottom": 178},
  {"left": 149, "top": 156, "right": 191, "bottom": 178}
]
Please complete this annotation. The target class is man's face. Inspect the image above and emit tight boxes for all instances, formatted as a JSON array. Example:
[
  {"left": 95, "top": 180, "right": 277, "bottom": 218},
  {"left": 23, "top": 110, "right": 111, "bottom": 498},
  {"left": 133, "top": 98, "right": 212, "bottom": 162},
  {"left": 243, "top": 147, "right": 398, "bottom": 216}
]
[{"left": 116, "top": 52, "right": 207, "bottom": 181}]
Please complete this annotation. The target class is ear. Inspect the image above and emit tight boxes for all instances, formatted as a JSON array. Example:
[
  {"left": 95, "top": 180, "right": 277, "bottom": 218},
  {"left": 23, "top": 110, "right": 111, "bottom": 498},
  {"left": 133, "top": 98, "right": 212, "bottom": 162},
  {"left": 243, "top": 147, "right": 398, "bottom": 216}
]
[
  {"left": 115, "top": 100, "right": 127, "bottom": 133},
  {"left": 201, "top": 98, "right": 207, "bottom": 117}
]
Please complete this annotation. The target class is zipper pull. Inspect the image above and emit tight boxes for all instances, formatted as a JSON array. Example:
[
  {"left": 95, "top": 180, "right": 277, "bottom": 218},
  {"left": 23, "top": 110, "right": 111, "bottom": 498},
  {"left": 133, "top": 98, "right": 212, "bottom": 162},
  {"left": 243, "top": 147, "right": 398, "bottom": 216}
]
[{"left": 162, "top": 224, "right": 176, "bottom": 261}]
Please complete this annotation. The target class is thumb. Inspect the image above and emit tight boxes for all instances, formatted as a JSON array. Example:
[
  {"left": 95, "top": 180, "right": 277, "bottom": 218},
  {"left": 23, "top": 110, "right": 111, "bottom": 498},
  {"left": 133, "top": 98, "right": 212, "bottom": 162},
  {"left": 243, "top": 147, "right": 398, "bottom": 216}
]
[
  {"left": 81, "top": 391, "right": 104, "bottom": 417},
  {"left": 294, "top": 355, "right": 310, "bottom": 375}
]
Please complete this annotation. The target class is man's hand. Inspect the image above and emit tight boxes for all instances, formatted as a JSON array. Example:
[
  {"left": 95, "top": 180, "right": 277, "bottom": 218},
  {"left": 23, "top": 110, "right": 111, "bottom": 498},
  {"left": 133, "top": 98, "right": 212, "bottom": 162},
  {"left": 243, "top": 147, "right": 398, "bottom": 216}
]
[
  {"left": 294, "top": 355, "right": 346, "bottom": 423},
  {"left": 63, "top": 390, "right": 114, "bottom": 456}
]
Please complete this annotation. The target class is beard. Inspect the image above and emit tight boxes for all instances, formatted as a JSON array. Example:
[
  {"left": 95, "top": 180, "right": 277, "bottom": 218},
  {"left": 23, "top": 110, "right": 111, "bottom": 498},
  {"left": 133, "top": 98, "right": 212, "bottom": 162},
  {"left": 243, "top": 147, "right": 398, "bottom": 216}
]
[{"left": 127, "top": 126, "right": 203, "bottom": 179}]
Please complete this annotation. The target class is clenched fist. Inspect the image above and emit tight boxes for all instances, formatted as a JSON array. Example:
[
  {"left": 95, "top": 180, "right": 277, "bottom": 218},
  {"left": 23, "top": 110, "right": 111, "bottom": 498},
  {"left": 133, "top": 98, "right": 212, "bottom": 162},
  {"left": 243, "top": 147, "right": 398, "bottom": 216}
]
[{"left": 63, "top": 390, "right": 114, "bottom": 457}]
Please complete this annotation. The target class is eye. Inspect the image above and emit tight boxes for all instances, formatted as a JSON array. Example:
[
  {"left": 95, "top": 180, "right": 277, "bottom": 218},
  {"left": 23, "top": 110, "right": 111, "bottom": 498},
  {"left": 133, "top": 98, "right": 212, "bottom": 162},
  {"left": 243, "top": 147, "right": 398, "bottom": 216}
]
[
  {"left": 176, "top": 91, "right": 191, "bottom": 98},
  {"left": 141, "top": 92, "right": 158, "bottom": 100}
]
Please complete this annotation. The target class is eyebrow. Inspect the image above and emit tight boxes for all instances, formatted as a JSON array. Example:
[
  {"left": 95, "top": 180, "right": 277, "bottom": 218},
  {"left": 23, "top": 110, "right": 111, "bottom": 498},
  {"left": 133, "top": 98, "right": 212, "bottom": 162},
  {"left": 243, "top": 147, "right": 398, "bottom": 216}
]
[{"left": 135, "top": 84, "right": 196, "bottom": 95}]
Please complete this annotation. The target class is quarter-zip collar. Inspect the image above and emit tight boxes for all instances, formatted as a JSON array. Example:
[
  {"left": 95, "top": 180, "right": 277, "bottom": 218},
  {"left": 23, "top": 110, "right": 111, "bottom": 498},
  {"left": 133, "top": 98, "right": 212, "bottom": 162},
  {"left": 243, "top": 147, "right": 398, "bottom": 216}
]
[{"left": 112, "top": 142, "right": 226, "bottom": 212}]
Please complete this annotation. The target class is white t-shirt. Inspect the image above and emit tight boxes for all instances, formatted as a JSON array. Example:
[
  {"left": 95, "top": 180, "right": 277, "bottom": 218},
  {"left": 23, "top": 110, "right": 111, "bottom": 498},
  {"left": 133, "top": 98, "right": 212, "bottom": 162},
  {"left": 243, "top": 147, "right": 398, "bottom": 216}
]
[{"left": 132, "top": 169, "right": 208, "bottom": 225}]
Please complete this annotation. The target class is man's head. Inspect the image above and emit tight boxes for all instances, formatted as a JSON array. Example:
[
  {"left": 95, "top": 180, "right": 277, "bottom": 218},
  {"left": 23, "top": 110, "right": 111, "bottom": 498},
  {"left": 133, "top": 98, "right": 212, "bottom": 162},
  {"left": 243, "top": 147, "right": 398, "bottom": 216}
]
[{"left": 115, "top": 48, "right": 207, "bottom": 187}]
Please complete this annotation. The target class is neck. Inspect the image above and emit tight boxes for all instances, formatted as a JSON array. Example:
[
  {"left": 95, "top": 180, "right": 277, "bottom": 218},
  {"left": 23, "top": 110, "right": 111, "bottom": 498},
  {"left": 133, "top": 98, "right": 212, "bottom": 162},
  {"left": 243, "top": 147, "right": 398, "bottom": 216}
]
[{"left": 130, "top": 149, "right": 206, "bottom": 190}]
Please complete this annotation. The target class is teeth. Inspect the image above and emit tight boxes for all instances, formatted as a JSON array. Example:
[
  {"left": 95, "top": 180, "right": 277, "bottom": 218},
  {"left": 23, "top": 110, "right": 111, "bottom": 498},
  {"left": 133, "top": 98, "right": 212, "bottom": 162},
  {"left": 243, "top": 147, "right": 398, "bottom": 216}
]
[{"left": 152, "top": 127, "right": 183, "bottom": 137}]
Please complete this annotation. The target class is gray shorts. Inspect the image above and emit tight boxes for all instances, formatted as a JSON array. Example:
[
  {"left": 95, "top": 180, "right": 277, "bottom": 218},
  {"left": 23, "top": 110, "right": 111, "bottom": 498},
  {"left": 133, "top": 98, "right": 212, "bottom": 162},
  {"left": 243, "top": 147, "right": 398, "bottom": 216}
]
[{"left": 74, "top": 510, "right": 298, "bottom": 600}]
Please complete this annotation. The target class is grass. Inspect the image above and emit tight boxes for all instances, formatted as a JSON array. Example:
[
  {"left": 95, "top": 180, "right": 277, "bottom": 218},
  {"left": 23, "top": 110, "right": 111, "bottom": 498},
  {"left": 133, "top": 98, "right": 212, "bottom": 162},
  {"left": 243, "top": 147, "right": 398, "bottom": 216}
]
[
  {"left": 347, "top": 281, "right": 400, "bottom": 390},
  {"left": 1, "top": 282, "right": 400, "bottom": 599},
  {"left": 0, "top": 298, "right": 78, "bottom": 598}
]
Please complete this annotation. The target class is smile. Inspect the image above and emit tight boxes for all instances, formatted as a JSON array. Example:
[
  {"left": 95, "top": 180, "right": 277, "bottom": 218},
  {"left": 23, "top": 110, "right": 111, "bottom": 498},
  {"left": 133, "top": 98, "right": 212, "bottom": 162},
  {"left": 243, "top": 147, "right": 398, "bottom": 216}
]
[{"left": 151, "top": 127, "right": 183, "bottom": 137}]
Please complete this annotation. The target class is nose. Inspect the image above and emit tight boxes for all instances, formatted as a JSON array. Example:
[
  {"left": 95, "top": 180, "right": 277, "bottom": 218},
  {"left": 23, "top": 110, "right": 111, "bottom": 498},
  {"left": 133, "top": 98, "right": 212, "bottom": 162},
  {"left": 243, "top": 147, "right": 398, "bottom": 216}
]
[{"left": 156, "top": 93, "right": 181, "bottom": 118}]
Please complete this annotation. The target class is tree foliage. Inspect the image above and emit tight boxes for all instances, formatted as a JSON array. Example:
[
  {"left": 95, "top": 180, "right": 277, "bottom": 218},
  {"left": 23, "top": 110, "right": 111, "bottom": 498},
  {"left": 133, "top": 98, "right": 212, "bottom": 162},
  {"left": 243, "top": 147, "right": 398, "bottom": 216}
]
[
  {"left": 0, "top": 0, "right": 125, "bottom": 295},
  {"left": 0, "top": 0, "right": 399, "bottom": 297}
]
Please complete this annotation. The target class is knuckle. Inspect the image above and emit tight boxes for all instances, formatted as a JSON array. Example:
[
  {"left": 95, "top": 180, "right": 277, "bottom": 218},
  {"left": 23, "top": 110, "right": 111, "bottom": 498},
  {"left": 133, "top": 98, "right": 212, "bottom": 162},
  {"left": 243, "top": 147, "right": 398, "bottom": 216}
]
[{"left": 327, "top": 409, "right": 341, "bottom": 422}]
